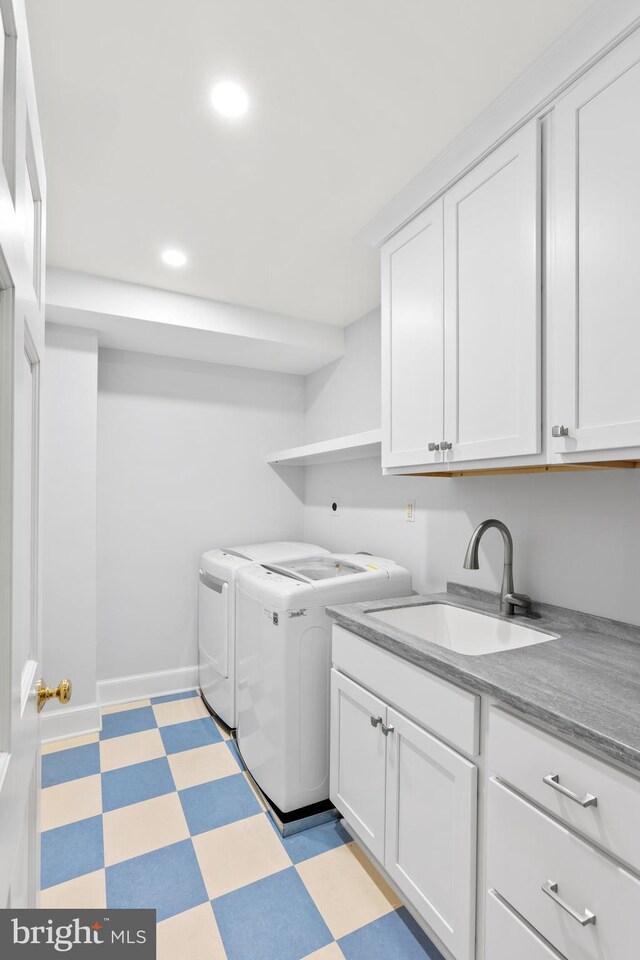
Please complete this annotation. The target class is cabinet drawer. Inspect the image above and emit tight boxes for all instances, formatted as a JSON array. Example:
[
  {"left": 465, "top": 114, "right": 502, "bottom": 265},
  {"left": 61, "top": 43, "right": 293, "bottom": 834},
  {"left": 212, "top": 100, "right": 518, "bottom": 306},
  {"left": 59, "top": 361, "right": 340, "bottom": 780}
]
[
  {"left": 490, "top": 707, "right": 640, "bottom": 870},
  {"left": 486, "top": 890, "right": 564, "bottom": 960},
  {"left": 332, "top": 625, "right": 479, "bottom": 756},
  {"left": 487, "top": 777, "right": 640, "bottom": 960}
]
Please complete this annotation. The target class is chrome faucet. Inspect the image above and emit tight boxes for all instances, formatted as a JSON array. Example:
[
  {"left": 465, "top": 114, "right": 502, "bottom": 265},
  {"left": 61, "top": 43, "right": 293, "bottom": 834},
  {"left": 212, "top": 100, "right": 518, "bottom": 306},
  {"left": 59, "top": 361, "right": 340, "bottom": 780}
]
[{"left": 463, "top": 519, "right": 531, "bottom": 617}]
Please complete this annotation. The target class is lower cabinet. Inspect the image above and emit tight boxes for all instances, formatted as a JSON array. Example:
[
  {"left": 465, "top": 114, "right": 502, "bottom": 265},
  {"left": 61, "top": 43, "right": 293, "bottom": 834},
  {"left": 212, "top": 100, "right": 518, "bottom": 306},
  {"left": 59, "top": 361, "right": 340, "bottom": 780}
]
[
  {"left": 330, "top": 669, "right": 387, "bottom": 862},
  {"left": 330, "top": 667, "right": 478, "bottom": 960},
  {"left": 485, "top": 891, "right": 563, "bottom": 960}
]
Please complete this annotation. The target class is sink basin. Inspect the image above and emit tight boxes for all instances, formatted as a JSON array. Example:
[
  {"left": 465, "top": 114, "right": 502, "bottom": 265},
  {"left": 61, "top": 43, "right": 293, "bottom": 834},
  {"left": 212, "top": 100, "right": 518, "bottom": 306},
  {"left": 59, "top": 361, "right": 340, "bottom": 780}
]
[{"left": 368, "top": 603, "right": 556, "bottom": 656}]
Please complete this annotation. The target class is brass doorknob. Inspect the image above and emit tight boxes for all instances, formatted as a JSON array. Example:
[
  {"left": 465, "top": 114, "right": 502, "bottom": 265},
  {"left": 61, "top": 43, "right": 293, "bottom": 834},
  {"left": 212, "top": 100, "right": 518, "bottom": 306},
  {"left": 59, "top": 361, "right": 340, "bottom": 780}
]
[{"left": 37, "top": 679, "right": 72, "bottom": 713}]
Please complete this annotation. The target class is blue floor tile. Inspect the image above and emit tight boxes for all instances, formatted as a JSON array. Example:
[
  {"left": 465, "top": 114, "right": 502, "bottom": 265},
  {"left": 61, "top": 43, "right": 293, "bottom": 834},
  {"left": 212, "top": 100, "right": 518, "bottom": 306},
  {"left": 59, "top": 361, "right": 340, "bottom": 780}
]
[
  {"left": 151, "top": 690, "right": 198, "bottom": 704},
  {"left": 106, "top": 839, "right": 208, "bottom": 921},
  {"left": 227, "top": 738, "right": 242, "bottom": 766},
  {"left": 100, "top": 706, "right": 157, "bottom": 741},
  {"left": 41, "top": 816, "right": 104, "bottom": 889},
  {"left": 279, "top": 818, "right": 351, "bottom": 864},
  {"left": 339, "top": 908, "right": 445, "bottom": 960},
  {"left": 213, "top": 867, "right": 332, "bottom": 960},
  {"left": 102, "top": 757, "right": 176, "bottom": 812},
  {"left": 41, "top": 743, "right": 100, "bottom": 788},
  {"left": 179, "top": 773, "right": 261, "bottom": 835},
  {"left": 160, "top": 717, "right": 222, "bottom": 754}
]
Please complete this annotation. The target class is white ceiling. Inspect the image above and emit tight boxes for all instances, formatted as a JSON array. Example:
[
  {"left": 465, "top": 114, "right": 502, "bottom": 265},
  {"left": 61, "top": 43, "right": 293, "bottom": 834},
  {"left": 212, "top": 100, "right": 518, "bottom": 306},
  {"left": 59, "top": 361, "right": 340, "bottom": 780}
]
[{"left": 26, "top": 0, "right": 592, "bottom": 326}]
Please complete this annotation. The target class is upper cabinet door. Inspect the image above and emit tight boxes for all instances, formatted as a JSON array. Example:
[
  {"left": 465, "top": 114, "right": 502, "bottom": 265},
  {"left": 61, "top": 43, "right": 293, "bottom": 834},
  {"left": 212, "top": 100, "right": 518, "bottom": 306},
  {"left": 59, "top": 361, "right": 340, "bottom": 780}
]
[
  {"left": 444, "top": 121, "right": 541, "bottom": 463},
  {"left": 551, "top": 34, "right": 640, "bottom": 457},
  {"left": 381, "top": 199, "right": 445, "bottom": 470}
]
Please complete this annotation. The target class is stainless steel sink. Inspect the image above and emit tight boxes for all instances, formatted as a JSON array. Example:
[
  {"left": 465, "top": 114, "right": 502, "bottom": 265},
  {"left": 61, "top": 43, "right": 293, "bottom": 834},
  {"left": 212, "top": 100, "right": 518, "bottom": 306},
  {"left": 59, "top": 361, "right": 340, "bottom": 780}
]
[{"left": 368, "top": 603, "right": 557, "bottom": 656}]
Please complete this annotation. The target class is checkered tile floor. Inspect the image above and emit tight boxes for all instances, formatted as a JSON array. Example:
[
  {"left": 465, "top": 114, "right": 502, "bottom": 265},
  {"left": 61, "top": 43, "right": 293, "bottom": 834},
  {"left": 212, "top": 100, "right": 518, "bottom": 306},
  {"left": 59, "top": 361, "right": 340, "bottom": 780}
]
[{"left": 40, "top": 691, "right": 443, "bottom": 960}]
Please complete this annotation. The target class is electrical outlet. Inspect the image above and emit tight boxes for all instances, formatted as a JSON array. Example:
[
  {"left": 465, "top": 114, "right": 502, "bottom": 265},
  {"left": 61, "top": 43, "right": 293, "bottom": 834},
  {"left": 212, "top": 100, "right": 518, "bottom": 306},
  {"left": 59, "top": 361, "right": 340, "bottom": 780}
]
[
  {"left": 330, "top": 498, "right": 340, "bottom": 518},
  {"left": 405, "top": 500, "right": 416, "bottom": 522}
]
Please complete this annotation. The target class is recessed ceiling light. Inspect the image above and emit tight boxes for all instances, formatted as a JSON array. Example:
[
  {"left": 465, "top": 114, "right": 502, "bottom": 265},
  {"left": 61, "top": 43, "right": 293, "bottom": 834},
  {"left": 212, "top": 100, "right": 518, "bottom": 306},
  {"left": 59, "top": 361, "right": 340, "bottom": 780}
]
[
  {"left": 211, "top": 80, "right": 249, "bottom": 119},
  {"left": 161, "top": 248, "right": 187, "bottom": 268}
]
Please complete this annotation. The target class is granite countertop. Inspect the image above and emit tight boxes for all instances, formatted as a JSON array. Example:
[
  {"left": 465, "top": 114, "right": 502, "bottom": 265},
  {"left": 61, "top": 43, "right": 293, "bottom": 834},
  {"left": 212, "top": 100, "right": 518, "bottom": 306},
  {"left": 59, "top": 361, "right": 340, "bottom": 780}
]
[{"left": 327, "top": 583, "right": 640, "bottom": 774}]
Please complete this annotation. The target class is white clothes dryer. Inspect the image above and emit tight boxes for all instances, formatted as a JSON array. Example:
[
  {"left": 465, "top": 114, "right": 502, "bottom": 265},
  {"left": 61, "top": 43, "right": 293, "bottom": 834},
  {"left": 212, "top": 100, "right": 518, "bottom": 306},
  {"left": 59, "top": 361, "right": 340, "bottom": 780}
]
[{"left": 198, "top": 541, "right": 328, "bottom": 728}]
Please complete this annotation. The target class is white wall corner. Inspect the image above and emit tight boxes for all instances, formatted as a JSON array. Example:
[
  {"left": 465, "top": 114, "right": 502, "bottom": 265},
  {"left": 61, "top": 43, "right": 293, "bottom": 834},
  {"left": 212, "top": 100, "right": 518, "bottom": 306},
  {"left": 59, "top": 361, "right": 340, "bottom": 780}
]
[{"left": 97, "top": 665, "right": 199, "bottom": 708}]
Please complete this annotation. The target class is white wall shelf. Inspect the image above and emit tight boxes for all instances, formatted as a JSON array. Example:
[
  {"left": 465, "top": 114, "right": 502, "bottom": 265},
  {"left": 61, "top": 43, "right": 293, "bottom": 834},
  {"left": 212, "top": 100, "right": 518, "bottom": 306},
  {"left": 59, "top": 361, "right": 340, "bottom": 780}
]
[{"left": 267, "top": 429, "right": 382, "bottom": 466}]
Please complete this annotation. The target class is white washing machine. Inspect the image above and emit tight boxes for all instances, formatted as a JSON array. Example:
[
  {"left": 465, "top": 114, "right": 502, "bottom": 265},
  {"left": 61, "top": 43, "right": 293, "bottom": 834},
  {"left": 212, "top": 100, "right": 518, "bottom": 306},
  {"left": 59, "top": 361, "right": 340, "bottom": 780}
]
[
  {"left": 198, "top": 541, "right": 328, "bottom": 729},
  {"left": 235, "top": 554, "right": 412, "bottom": 813}
]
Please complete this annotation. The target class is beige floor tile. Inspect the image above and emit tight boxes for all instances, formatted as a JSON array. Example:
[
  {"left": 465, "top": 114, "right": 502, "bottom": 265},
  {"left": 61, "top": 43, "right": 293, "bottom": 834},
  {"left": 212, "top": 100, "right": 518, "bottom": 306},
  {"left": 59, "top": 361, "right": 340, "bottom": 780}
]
[
  {"left": 41, "top": 774, "right": 102, "bottom": 831},
  {"left": 168, "top": 741, "right": 239, "bottom": 790},
  {"left": 103, "top": 793, "right": 189, "bottom": 866},
  {"left": 42, "top": 732, "right": 99, "bottom": 755},
  {"left": 99, "top": 728, "right": 165, "bottom": 772},
  {"left": 102, "top": 699, "right": 151, "bottom": 715},
  {"left": 296, "top": 842, "right": 400, "bottom": 939},
  {"left": 40, "top": 870, "right": 106, "bottom": 909},
  {"left": 302, "top": 945, "right": 345, "bottom": 960},
  {"left": 152, "top": 696, "right": 209, "bottom": 727},
  {"left": 157, "top": 903, "right": 226, "bottom": 960},
  {"left": 193, "top": 813, "right": 291, "bottom": 899}
]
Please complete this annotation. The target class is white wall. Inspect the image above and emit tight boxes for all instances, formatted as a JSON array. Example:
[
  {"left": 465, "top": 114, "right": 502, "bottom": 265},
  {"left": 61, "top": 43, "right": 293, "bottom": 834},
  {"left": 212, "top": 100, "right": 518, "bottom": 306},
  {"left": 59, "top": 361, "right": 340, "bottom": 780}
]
[
  {"left": 97, "top": 349, "right": 306, "bottom": 683},
  {"left": 305, "top": 309, "right": 381, "bottom": 441},
  {"left": 42, "top": 325, "right": 99, "bottom": 734},
  {"left": 303, "top": 311, "right": 640, "bottom": 626}
]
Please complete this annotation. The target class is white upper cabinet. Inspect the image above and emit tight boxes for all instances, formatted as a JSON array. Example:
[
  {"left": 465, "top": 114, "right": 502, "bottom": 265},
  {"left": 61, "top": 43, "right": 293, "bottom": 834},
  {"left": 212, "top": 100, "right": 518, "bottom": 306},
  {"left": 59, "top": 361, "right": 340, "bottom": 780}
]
[
  {"left": 551, "top": 32, "right": 640, "bottom": 458},
  {"left": 381, "top": 200, "right": 445, "bottom": 469},
  {"left": 444, "top": 121, "right": 541, "bottom": 463},
  {"left": 381, "top": 121, "right": 541, "bottom": 471}
]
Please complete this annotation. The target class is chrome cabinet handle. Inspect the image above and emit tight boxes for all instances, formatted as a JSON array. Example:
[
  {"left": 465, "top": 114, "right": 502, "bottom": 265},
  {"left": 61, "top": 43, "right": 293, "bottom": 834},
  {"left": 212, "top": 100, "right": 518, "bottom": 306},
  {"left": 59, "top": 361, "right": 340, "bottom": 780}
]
[
  {"left": 542, "top": 880, "right": 596, "bottom": 926},
  {"left": 428, "top": 442, "right": 440, "bottom": 452},
  {"left": 381, "top": 722, "right": 395, "bottom": 736},
  {"left": 543, "top": 773, "right": 598, "bottom": 808},
  {"left": 370, "top": 715, "right": 382, "bottom": 728},
  {"left": 440, "top": 441, "right": 452, "bottom": 450},
  {"left": 552, "top": 425, "right": 569, "bottom": 438}
]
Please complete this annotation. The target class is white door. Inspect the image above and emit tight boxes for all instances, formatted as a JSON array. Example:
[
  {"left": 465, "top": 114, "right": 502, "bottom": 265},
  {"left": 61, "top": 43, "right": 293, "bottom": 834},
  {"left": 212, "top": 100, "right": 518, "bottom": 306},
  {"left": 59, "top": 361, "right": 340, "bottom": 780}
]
[
  {"left": 0, "top": 0, "right": 48, "bottom": 909},
  {"left": 381, "top": 199, "right": 445, "bottom": 470},
  {"left": 384, "top": 707, "right": 477, "bottom": 960},
  {"left": 443, "top": 120, "right": 541, "bottom": 463},
  {"left": 330, "top": 670, "right": 387, "bottom": 862},
  {"left": 551, "top": 31, "right": 640, "bottom": 458}
]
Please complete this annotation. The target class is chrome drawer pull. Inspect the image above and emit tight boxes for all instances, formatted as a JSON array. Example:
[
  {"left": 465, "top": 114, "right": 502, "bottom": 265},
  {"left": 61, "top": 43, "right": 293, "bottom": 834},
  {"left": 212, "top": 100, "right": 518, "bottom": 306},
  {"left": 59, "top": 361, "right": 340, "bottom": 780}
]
[
  {"left": 542, "top": 880, "right": 596, "bottom": 927},
  {"left": 381, "top": 722, "right": 395, "bottom": 736},
  {"left": 543, "top": 773, "right": 598, "bottom": 808},
  {"left": 370, "top": 715, "right": 382, "bottom": 728},
  {"left": 427, "top": 442, "right": 440, "bottom": 452}
]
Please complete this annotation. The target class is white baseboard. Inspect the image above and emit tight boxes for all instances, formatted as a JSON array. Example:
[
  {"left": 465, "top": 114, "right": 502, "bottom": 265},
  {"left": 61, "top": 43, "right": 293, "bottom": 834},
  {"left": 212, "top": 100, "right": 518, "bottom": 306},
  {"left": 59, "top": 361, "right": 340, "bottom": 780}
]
[
  {"left": 40, "top": 702, "right": 102, "bottom": 744},
  {"left": 97, "top": 665, "right": 199, "bottom": 707}
]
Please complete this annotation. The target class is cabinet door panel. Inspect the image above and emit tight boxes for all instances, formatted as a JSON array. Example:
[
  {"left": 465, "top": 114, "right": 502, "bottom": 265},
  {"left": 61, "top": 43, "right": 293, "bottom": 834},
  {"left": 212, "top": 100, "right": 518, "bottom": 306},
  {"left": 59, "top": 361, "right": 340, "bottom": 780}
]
[
  {"left": 381, "top": 200, "right": 445, "bottom": 469},
  {"left": 330, "top": 669, "right": 387, "bottom": 862},
  {"left": 444, "top": 120, "right": 541, "bottom": 462},
  {"left": 552, "top": 32, "right": 640, "bottom": 456},
  {"left": 384, "top": 708, "right": 477, "bottom": 960}
]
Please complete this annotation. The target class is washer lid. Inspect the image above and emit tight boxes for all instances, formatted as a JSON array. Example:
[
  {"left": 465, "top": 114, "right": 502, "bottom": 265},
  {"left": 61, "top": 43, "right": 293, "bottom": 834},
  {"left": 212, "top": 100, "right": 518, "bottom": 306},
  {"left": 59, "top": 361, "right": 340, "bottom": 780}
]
[
  {"left": 224, "top": 541, "right": 329, "bottom": 562},
  {"left": 264, "top": 555, "right": 372, "bottom": 583}
]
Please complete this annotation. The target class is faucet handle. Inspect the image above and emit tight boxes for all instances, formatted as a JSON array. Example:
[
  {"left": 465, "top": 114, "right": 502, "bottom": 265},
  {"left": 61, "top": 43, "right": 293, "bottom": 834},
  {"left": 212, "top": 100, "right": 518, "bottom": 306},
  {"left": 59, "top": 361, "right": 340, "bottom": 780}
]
[{"left": 504, "top": 592, "right": 532, "bottom": 615}]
